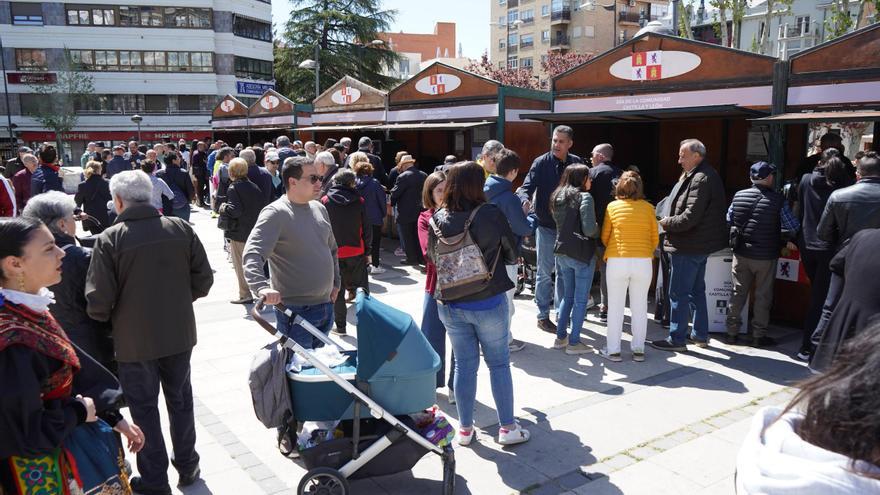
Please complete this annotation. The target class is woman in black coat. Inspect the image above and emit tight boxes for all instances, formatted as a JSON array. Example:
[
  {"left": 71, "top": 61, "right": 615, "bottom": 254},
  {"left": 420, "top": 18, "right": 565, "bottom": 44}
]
[
  {"left": 219, "top": 158, "right": 266, "bottom": 304},
  {"left": 74, "top": 161, "right": 111, "bottom": 234},
  {"left": 810, "top": 228, "right": 880, "bottom": 372}
]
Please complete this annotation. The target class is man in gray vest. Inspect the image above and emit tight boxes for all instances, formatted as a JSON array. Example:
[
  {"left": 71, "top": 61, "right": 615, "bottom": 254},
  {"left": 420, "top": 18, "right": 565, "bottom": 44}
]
[{"left": 724, "top": 162, "right": 799, "bottom": 347}]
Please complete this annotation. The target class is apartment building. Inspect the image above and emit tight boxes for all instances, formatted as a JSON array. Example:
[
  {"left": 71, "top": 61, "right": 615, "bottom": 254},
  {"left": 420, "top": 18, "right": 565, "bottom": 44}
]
[
  {"left": 1, "top": 0, "right": 274, "bottom": 160},
  {"left": 378, "top": 22, "right": 458, "bottom": 80},
  {"left": 489, "top": 0, "right": 670, "bottom": 81}
]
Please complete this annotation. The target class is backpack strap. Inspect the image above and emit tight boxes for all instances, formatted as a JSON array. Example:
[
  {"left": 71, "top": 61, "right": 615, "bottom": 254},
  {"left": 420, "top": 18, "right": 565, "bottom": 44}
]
[{"left": 430, "top": 204, "right": 486, "bottom": 242}]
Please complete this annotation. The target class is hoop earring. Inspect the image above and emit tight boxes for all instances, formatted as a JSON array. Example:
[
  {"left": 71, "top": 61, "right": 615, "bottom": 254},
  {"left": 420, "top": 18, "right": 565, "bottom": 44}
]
[{"left": 17, "top": 274, "right": 25, "bottom": 292}]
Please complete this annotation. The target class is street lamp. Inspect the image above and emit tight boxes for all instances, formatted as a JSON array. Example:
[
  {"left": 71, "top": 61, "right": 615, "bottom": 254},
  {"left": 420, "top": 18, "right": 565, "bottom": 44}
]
[
  {"left": 130, "top": 114, "right": 143, "bottom": 142},
  {"left": 299, "top": 44, "right": 320, "bottom": 100},
  {"left": 579, "top": 1, "right": 617, "bottom": 48}
]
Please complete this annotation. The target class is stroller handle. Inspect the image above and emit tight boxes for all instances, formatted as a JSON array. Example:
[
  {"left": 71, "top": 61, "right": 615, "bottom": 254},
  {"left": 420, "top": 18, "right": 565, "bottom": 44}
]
[{"left": 251, "top": 297, "right": 342, "bottom": 350}]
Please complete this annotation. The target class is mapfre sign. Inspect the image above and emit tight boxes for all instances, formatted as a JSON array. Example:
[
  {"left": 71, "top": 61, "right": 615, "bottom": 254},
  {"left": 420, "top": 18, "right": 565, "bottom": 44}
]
[
  {"left": 414, "top": 74, "right": 462, "bottom": 96},
  {"left": 609, "top": 51, "right": 701, "bottom": 81}
]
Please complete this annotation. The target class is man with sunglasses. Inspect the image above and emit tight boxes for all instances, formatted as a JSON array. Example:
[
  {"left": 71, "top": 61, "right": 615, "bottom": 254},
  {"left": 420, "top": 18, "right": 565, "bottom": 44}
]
[{"left": 243, "top": 157, "right": 341, "bottom": 348}]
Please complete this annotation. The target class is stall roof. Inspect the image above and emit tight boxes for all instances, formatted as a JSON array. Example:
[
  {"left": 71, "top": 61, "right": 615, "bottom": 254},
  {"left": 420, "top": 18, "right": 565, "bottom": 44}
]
[
  {"left": 296, "top": 124, "right": 382, "bottom": 132},
  {"left": 313, "top": 76, "right": 387, "bottom": 112},
  {"left": 249, "top": 89, "right": 296, "bottom": 118},
  {"left": 212, "top": 95, "right": 248, "bottom": 120},
  {"left": 751, "top": 110, "right": 880, "bottom": 124},
  {"left": 789, "top": 23, "right": 880, "bottom": 80},
  {"left": 525, "top": 105, "right": 766, "bottom": 124},
  {"left": 369, "top": 122, "right": 493, "bottom": 131}
]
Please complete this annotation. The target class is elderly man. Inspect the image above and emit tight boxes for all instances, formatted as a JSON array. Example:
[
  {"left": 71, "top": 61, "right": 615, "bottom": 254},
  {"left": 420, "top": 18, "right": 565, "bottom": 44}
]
[
  {"left": 589, "top": 143, "right": 623, "bottom": 323},
  {"left": 304, "top": 141, "right": 318, "bottom": 160},
  {"left": 190, "top": 141, "right": 210, "bottom": 207},
  {"left": 264, "top": 151, "right": 283, "bottom": 199},
  {"left": 292, "top": 140, "right": 306, "bottom": 157},
  {"left": 105, "top": 145, "right": 131, "bottom": 179},
  {"left": 12, "top": 153, "right": 37, "bottom": 211},
  {"left": 480, "top": 140, "right": 504, "bottom": 178},
  {"left": 86, "top": 170, "right": 213, "bottom": 495},
  {"left": 80, "top": 142, "right": 96, "bottom": 168},
  {"left": 239, "top": 148, "right": 274, "bottom": 204},
  {"left": 244, "top": 156, "right": 340, "bottom": 348},
  {"left": 516, "top": 126, "right": 584, "bottom": 334},
  {"left": 651, "top": 139, "right": 728, "bottom": 352},
  {"left": 276, "top": 135, "right": 296, "bottom": 163},
  {"left": 315, "top": 150, "right": 338, "bottom": 195}
]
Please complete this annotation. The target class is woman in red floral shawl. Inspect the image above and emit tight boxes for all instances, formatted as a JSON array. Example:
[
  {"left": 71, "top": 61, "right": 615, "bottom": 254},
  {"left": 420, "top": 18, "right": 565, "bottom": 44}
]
[{"left": 0, "top": 217, "right": 133, "bottom": 495}]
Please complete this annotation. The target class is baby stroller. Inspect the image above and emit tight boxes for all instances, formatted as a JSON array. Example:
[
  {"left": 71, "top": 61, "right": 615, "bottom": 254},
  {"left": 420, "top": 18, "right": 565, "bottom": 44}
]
[
  {"left": 251, "top": 291, "right": 456, "bottom": 495},
  {"left": 516, "top": 235, "right": 538, "bottom": 296}
]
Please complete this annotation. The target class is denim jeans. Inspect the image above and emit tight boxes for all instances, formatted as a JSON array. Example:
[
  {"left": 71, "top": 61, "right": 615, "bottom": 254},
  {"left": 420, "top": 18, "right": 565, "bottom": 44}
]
[
  {"left": 172, "top": 204, "right": 191, "bottom": 221},
  {"left": 667, "top": 253, "right": 709, "bottom": 345},
  {"left": 555, "top": 254, "right": 596, "bottom": 345},
  {"left": 421, "top": 292, "right": 455, "bottom": 389},
  {"left": 505, "top": 264, "right": 518, "bottom": 343},
  {"left": 535, "top": 226, "right": 558, "bottom": 320},
  {"left": 275, "top": 302, "right": 333, "bottom": 349},
  {"left": 437, "top": 298, "right": 514, "bottom": 428}
]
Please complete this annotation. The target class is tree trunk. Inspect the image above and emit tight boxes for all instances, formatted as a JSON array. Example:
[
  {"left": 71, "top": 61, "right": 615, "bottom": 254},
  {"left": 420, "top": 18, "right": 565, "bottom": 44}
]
[
  {"left": 855, "top": 0, "right": 867, "bottom": 28},
  {"left": 718, "top": 3, "right": 729, "bottom": 46},
  {"left": 761, "top": 0, "right": 774, "bottom": 54},
  {"left": 681, "top": 3, "right": 694, "bottom": 40}
]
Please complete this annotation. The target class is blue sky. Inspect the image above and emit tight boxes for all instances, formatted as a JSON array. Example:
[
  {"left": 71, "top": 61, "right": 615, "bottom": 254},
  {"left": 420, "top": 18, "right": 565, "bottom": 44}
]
[{"left": 270, "top": 0, "right": 491, "bottom": 59}]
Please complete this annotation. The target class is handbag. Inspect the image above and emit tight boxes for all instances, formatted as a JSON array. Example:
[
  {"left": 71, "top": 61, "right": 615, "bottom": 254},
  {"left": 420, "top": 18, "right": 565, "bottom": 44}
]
[
  {"left": 729, "top": 192, "right": 763, "bottom": 250},
  {"left": 554, "top": 203, "right": 596, "bottom": 264},
  {"left": 429, "top": 205, "right": 501, "bottom": 301}
]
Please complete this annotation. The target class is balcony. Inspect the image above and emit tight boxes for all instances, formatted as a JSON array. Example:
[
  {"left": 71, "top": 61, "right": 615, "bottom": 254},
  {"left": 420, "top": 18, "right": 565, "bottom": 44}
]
[
  {"left": 778, "top": 23, "right": 814, "bottom": 40},
  {"left": 507, "top": 45, "right": 519, "bottom": 54},
  {"left": 550, "top": 34, "right": 570, "bottom": 49},
  {"left": 521, "top": 16, "right": 535, "bottom": 25},
  {"left": 551, "top": 9, "right": 571, "bottom": 23}
]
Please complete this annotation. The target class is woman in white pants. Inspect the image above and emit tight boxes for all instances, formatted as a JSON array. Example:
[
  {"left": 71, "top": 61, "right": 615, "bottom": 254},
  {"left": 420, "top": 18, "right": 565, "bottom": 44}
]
[{"left": 599, "top": 171, "right": 659, "bottom": 362}]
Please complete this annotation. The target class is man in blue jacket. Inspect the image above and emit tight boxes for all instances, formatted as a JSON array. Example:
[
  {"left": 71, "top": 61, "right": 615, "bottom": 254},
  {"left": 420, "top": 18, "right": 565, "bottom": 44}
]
[
  {"left": 30, "top": 144, "right": 65, "bottom": 196},
  {"left": 486, "top": 148, "right": 533, "bottom": 352},
  {"left": 105, "top": 145, "right": 131, "bottom": 179},
  {"left": 516, "top": 126, "right": 584, "bottom": 334}
]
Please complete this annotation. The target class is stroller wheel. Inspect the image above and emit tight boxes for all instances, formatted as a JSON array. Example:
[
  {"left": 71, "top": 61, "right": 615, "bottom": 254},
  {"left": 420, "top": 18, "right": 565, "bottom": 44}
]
[{"left": 297, "top": 467, "right": 350, "bottom": 495}]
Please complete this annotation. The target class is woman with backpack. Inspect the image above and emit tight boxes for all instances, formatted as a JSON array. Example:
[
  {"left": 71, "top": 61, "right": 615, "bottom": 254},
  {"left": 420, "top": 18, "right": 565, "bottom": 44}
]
[
  {"left": 550, "top": 164, "right": 598, "bottom": 355},
  {"left": 428, "top": 162, "right": 528, "bottom": 447}
]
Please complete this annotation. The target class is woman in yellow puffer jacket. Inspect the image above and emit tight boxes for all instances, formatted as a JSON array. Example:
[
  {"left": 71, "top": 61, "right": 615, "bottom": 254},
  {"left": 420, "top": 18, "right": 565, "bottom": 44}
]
[{"left": 599, "top": 171, "right": 659, "bottom": 362}]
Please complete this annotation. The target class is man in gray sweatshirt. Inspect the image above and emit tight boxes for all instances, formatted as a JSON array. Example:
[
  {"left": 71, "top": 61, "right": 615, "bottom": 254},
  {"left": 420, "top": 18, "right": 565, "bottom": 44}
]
[{"left": 243, "top": 156, "right": 341, "bottom": 348}]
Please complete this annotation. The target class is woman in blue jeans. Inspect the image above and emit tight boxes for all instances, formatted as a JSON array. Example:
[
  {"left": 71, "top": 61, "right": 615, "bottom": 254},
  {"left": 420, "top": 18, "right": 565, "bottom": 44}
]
[
  {"left": 550, "top": 164, "right": 598, "bottom": 355},
  {"left": 428, "top": 162, "right": 529, "bottom": 447}
]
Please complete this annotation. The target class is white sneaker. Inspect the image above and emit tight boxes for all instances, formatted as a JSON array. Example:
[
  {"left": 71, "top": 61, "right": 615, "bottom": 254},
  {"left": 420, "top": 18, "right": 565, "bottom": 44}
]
[
  {"left": 497, "top": 422, "right": 530, "bottom": 446},
  {"left": 509, "top": 339, "right": 526, "bottom": 352},
  {"left": 457, "top": 427, "right": 475, "bottom": 446},
  {"left": 447, "top": 387, "right": 456, "bottom": 405},
  {"left": 370, "top": 265, "right": 387, "bottom": 275},
  {"left": 394, "top": 248, "right": 405, "bottom": 257}
]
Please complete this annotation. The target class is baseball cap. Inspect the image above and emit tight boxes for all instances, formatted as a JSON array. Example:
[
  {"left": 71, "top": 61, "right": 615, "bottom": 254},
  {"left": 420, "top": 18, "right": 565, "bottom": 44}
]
[
  {"left": 750, "top": 161, "right": 776, "bottom": 180},
  {"left": 266, "top": 151, "right": 280, "bottom": 163},
  {"left": 113, "top": 144, "right": 125, "bottom": 151},
  {"left": 18, "top": 146, "right": 32, "bottom": 154}
]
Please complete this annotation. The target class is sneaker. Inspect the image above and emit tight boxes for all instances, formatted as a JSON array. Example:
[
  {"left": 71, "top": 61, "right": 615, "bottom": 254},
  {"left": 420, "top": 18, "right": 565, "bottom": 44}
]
[
  {"left": 497, "top": 422, "right": 530, "bottom": 446},
  {"left": 178, "top": 466, "right": 201, "bottom": 487},
  {"left": 129, "top": 477, "right": 172, "bottom": 495},
  {"left": 632, "top": 350, "right": 645, "bottom": 362},
  {"left": 509, "top": 339, "right": 526, "bottom": 353},
  {"left": 370, "top": 265, "right": 387, "bottom": 275},
  {"left": 795, "top": 350, "right": 812, "bottom": 362},
  {"left": 724, "top": 334, "right": 738, "bottom": 345},
  {"left": 565, "top": 342, "right": 592, "bottom": 355},
  {"left": 687, "top": 336, "right": 709, "bottom": 348},
  {"left": 394, "top": 247, "right": 405, "bottom": 257},
  {"left": 752, "top": 336, "right": 778, "bottom": 348},
  {"left": 537, "top": 318, "right": 557, "bottom": 334},
  {"left": 332, "top": 326, "right": 347, "bottom": 335},
  {"left": 447, "top": 387, "right": 456, "bottom": 405},
  {"left": 457, "top": 427, "right": 474, "bottom": 446},
  {"left": 586, "top": 296, "right": 596, "bottom": 310},
  {"left": 598, "top": 348, "right": 622, "bottom": 362},
  {"left": 649, "top": 339, "right": 687, "bottom": 352},
  {"left": 552, "top": 338, "right": 567, "bottom": 349},
  {"left": 599, "top": 310, "right": 608, "bottom": 324}
]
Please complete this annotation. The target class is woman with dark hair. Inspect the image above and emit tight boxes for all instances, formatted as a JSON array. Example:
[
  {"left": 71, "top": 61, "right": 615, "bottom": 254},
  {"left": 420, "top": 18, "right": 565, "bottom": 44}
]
[
  {"left": 428, "top": 162, "right": 527, "bottom": 447},
  {"left": 549, "top": 164, "right": 598, "bottom": 355},
  {"left": 354, "top": 157, "right": 387, "bottom": 274},
  {"left": 157, "top": 152, "right": 195, "bottom": 221},
  {"left": 252, "top": 146, "right": 265, "bottom": 167},
  {"left": 737, "top": 321, "right": 880, "bottom": 493},
  {"left": 75, "top": 160, "right": 112, "bottom": 234},
  {"left": 417, "top": 171, "right": 456, "bottom": 401},
  {"left": 796, "top": 150, "right": 852, "bottom": 361},
  {"left": 0, "top": 217, "right": 141, "bottom": 495}
]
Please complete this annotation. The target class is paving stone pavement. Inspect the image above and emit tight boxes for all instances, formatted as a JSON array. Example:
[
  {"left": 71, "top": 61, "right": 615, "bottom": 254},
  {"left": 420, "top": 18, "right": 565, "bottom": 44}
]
[{"left": 127, "top": 207, "right": 811, "bottom": 495}]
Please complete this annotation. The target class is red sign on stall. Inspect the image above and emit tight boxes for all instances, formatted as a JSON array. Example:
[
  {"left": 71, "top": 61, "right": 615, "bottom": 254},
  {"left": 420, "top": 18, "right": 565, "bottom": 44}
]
[{"left": 20, "top": 130, "right": 211, "bottom": 142}]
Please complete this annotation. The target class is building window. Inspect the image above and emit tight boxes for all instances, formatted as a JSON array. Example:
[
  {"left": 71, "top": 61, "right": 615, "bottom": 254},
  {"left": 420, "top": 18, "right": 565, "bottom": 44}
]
[
  {"left": 15, "top": 49, "right": 47, "bottom": 71},
  {"left": 233, "top": 16, "right": 272, "bottom": 42},
  {"left": 508, "top": 9, "right": 518, "bottom": 23},
  {"left": 521, "top": 57, "right": 533, "bottom": 68},
  {"left": 541, "top": 30, "right": 550, "bottom": 42},
  {"left": 499, "top": 0, "right": 506, "bottom": 4},
  {"left": 234, "top": 56, "right": 273, "bottom": 80},
  {"left": 507, "top": 56, "right": 518, "bottom": 69},
  {"left": 66, "top": 6, "right": 115, "bottom": 25},
  {"left": 573, "top": 26, "right": 582, "bottom": 38},
  {"left": 521, "top": 9, "right": 534, "bottom": 23},
  {"left": 520, "top": 33, "right": 534, "bottom": 47},
  {"left": 650, "top": 4, "right": 668, "bottom": 19},
  {"left": 498, "top": 16, "right": 506, "bottom": 26},
  {"left": 70, "top": 49, "right": 214, "bottom": 72},
  {"left": 144, "top": 95, "right": 168, "bottom": 113},
  {"left": 498, "top": 61, "right": 505, "bottom": 68},
  {"left": 398, "top": 58, "right": 409, "bottom": 74},
  {"left": 542, "top": 5, "right": 550, "bottom": 17},
  {"left": 73, "top": 6, "right": 213, "bottom": 28},
  {"left": 20, "top": 94, "right": 50, "bottom": 115},
  {"left": 508, "top": 33, "right": 518, "bottom": 46},
  {"left": 499, "top": 39, "right": 506, "bottom": 49},
  {"left": 584, "top": 25, "right": 595, "bottom": 37},
  {"left": 579, "top": 1, "right": 595, "bottom": 11},
  {"left": 795, "top": 15, "right": 811, "bottom": 36},
  {"left": 11, "top": 2, "right": 43, "bottom": 25}
]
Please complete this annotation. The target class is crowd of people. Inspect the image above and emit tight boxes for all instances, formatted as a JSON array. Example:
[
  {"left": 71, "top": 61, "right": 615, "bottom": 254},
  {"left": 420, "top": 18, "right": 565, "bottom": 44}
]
[{"left": 1, "top": 123, "right": 878, "bottom": 494}]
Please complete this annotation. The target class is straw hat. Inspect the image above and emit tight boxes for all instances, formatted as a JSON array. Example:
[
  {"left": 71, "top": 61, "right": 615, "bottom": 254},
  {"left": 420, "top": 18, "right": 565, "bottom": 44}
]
[{"left": 398, "top": 155, "right": 416, "bottom": 167}]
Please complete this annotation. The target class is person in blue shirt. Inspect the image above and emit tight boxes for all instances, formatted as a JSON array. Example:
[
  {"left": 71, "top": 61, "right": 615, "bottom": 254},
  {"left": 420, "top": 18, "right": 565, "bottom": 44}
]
[
  {"left": 515, "top": 126, "right": 584, "bottom": 334},
  {"left": 486, "top": 148, "right": 533, "bottom": 353},
  {"left": 30, "top": 144, "right": 65, "bottom": 196}
]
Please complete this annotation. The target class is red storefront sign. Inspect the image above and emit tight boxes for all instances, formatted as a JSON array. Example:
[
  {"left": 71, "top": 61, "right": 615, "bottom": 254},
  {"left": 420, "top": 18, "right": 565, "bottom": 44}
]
[
  {"left": 7, "top": 72, "right": 58, "bottom": 84},
  {"left": 19, "top": 130, "right": 212, "bottom": 142}
]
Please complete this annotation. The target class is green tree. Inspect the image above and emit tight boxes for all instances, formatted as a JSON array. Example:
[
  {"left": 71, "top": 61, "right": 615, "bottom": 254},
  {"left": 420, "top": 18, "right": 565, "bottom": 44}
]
[
  {"left": 758, "top": 0, "right": 793, "bottom": 55},
  {"left": 26, "top": 50, "right": 94, "bottom": 165},
  {"left": 825, "top": 0, "right": 854, "bottom": 39},
  {"left": 274, "top": 0, "right": 402, "bottom": 102}
]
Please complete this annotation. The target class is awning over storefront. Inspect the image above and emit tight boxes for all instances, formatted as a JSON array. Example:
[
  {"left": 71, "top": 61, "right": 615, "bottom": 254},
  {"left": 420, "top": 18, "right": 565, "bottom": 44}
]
[
  {"left": 525, "top": 105, "right": 767, "bottom": 123},
  {"left": 369, "top": 122, "right": 493, "bottom": 131},
  {"left": 296, "top": 124, "right": 382, "bottom": 132},
  {"left": 752, "top": 110, "right": 880, "bottom": 124}
]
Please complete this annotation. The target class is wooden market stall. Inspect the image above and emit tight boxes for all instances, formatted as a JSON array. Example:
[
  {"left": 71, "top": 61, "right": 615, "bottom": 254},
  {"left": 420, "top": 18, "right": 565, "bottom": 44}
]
[
  {"left": 211, "top": 90, "right": 312, "bottom": 146},
  {"left": 381, "top": 62, "right": 551, "bottom": 177},
  {"left": 210, "top": 95, "right": 250, "bottom": 144}
]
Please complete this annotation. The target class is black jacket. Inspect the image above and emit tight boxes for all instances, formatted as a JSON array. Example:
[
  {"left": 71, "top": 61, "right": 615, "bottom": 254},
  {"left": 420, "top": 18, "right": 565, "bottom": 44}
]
[
  {"left": 75, "top": 175, "right": 112, "bottom": 234},
  {"left": 796, "top": 152, "right": 855, "bottom": 185},
  {"left": 428, "top": 202, "right": 517, "bottom": 303},
  {"left": 817, "top": 177, "right": 880, "bottom": 250},
  {"left": 48, "top": 233, "right": 115, "bottom": 371},
  {"left": 516, "top": 151, "right": 585, "bottom": 229},
  {"left": 321, "top": 185, "right": 372, "bottom": 258},
  {"left": 797, "top": 169, "right": 839, "bottom": 252},
  {"left": 589, "top": 162, "right": 623, "bottom": 231},
  {"left": 3, "top": 157, "right": 23, "bottom": 178},
  {"left": 220, "top": 178, "right": 265, "bottom": 242},
  {"left": 728, "top": 185, "right": 786, "bottom": 260},
  {"left": 157, "top": 165, "right": 195, "bottom": 208},
  {"left": 391, "top": 168, "right": 427, "bottom": 224},
  {"left": 662, "top": 161, "right": 728, "bottom": 254},
  {"left": 105, "top": 156, "right": 130, "bottom": 179},
  {"left": 247, "top": 165, "right": 275, "bottom": 205}
]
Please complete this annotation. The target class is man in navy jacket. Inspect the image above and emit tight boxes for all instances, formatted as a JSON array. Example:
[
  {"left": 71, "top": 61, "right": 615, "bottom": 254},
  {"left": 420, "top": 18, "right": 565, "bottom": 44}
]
[
  {"left": 516, "top": 126, "right": 583, "bottom": 334},
  {"left": 30, "top": 144, "right": 65, "bottom": 196}
]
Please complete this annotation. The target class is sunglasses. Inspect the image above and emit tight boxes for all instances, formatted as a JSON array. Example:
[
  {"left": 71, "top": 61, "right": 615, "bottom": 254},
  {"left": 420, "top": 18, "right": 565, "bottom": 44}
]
[{"left": 305, "top": 174, "right": 324, "bottom": 184}]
